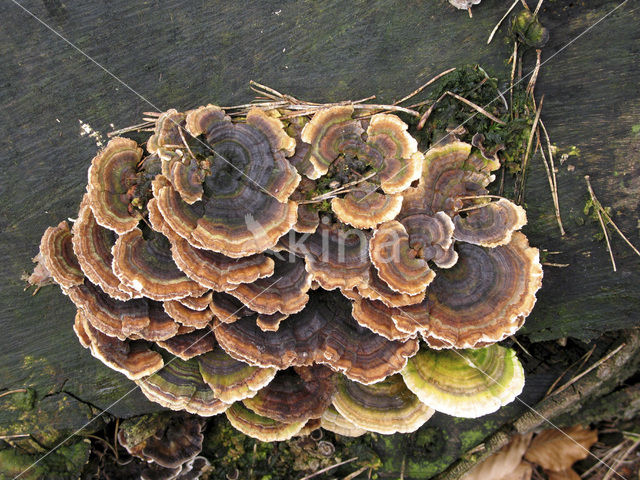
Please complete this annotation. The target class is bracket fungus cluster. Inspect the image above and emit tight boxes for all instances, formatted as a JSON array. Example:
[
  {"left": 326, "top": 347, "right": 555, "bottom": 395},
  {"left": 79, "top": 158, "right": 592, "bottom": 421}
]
[{"left": 31, "top": 96, "right": 541, "bottom": 441}]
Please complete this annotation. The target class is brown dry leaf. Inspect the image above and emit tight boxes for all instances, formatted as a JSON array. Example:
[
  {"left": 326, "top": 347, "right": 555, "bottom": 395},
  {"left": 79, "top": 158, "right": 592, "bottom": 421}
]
[
  {"left": 524, "top": 425, "right": 598, "bottom": 472},
  {"left": 546, "top": 469, "right": 581, "bottom": 480},
  {"left": 462, "top": 433, "right": 533, "bottom": 480}
]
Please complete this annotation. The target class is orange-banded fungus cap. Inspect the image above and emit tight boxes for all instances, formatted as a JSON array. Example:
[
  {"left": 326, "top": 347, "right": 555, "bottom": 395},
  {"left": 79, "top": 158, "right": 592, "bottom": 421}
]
[
  {"left": 331, "top": 188, "right": 403, "bottom": 229},
  {"left": 332, "top": 374, "right": 434, "bottom": 434},
  {"left": 256, "top": 312, "right": 289, "bottom": 332},
  {"left": 137, "top": 352, "right": 229, "bottom": 417},
  {"left": 171, "top": 236, "right": 274, "bottom": 292},
  {"left": 453, "top": 198, "right": 527, "bottom": 248},
  {"left": 156, "top": 327, "right": 217, "bottom": 360},
  {"left": 243, "top": 366, "right": 336, "bottom": 423},
  {"left": 75, "top": 311, "right": 163, "bottom": 380},
  {"left": 38, "top": 220, "right": 84, "bottom": 289},
  {"left": 67, "top": 281, "right": 150, "bottom": 340},
  {"left": 168, "top": 154, "right": 207, "bottom": 205},
  {"left": 366, "top": 114, "right": 423, "bottom": 194},
  {"left": 132, "top": 302, "right": 181, "bottom": 342},
  {"left": 163, "top": 301, "right": 213, "bottom": 329},
  {"left": 177, "top": 292, "right": 212, "bottom": 311},
  {"left": 198, "top": 344, "right": 276, "bottom": 403},
  {"left": 112, "top": 228, "right": 207, "bottom": 301},
  {"left": 225, "top": 402, "right": 306, "bottom": 442},
  {"left": 140, "top": 414, "right": 204, "bottom": 469},
  {"left": 320, "top": 405, "right": 367, "bottom": 437},
  {"left": 214, "top": 294, "right": 419, "bottom": 384},
  {"left": 357, "top": 266, "right": 426, "bottom": 308},
  {"left": 87, "top": 137, "right": 143, "bottom": 234},
  {"left": 401, "top": 345, "right": 524, "bottom": 418},
  {"left": 227, "top": 255, "right": 312, "bottom": 315},
  {"left": 400, "top": 211, "right": 455, "bottom": 266},
  {"left": 351, "top": 295, "right": 415, "bottom": 341},
  {"left": 427, "top": 232, "right": 542, "bottom": 348},
  {"left": 369, "top": 221, "right": 435, "bottom": 296},
  {"left": 209, "top": 291, "right": 255, "bottom": 324},
  {"left": 280, "top": 223, "right": 371, "bottom": 291},
  {"left": 146, "top": 109, "right": 187, "bottom": 160},
  {"left": 72, "top": 197, "right": 138, "bottom": 300}
]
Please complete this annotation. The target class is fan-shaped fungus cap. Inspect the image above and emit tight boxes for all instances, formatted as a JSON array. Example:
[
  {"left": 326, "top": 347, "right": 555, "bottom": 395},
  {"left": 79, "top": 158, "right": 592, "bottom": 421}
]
[
  {"left": 402, "top": 142, "right": 498, "bottom": 217},
  {"left": 225, "top": 402, "right": 306, "bottom": 442},
  {"left": 399, "top": 211, "right": 456, "bottom": 267},
  {"left": 163, "top": 301, "right": 213, "bottom": 329},
  {"left": 280, "top": 223, "right": 371, "bottom": 291},
  {"left": 112, "top": 228, "right": 207, "bottom": 301},
  {"left": 198, "top": 344, "right": 276, "bottom": 403},
  {"left": 331, "top": 189, "right": 403, "bottom": 229},
  {"left": 215, "top": 294, "right": 419, "bottom": 384},
  {"left": 332, "top": 374, "right": 434, "bottom": 434},
  {"left": 209, "top": 291, "right": 255, "bottom": 324},
  {"left": 152, "top": 105, "right": 301, "bottom": 257},
  {"left": 156, "top": 327, "right": 216, "bottom": 360},
  {"left": 320, "top": 405, "right": 367, "bottom": 437},
  {"left": 75, "top": 311, "right": 163, "bottom": 380},
  {"left": 401, "top": 345, "right": 524, "bottom": 418},
  {"left": 453, "top": 199, "right": 527, "bottom": 247},
  {"left": 171, "top": 236, "right": 274, "bottom": 292},
  {"left": 427, "top": 232, "right": 542, "bottom": 348},
  {"left": 67, "top": 281, "right": 150, "bottom": 339},
  {"left": 134, "top": 302, "right": 181, "bottom": 342},
  {"left": 243, "top": 366, "right": 336, "bottom": 423},
  {"left": 177, "top": 292, "right": 212, "bottom": 311},
  {"left": 87, "top": 137, "right": 143, "bottom": 234},
  {"left": 72, "top": 198, "right": 137, "bottom": 300},
  {"left": 227, "top": 255, "right": 312, "bottom": 315},
  {"left": 137, "top": 353, "right": 229, "bottom": 417},
  {"left": 357, "top": 266, "right": 425, "bottom": 308},
  {"left": 167, "top": 154, "right": 208, "bottom": 205},
  {"left": 38, "top": 220, "right": 84, "bottom": 289},
  {"left": 146, "top": 109, "right": 187, "bottom": 159},
  {"left": 140, "top": 414, "right": 204, "bottom": 469},
  {"left": 369, "top": 221, "right": 435, "bottom": 296},
  {"left": 351, "top": 295, "right": 415, "bottom": 341},
  {"left": 256, "top": 312, "right": 289, "bottom": 332}
]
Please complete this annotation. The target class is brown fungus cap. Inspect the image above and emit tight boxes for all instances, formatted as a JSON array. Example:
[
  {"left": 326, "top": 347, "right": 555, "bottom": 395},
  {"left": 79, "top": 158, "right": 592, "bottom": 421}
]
[
  {"left": 209, "top": 291, "right": 256, "bottom": 324},
  {"left": 227, "top": 255, "right": 312, "bottom": 315},
  {"left": 132, "top": 302, "right": 182, "bottom": 342},
  {"left": 427, "top": 232, "right": 542, "bottom": 348},
  {"left": 75, "top": 311, "right": 163, "bottom": 380},
  {"left": 214, "top": 293, "right": 419, "bottom": 384},
  {"left": 141, "top": 414, "right": 204, "bottom": 470},
  {"left": 198, "top": 344, "right": 276, "bottom": 403},
  {"left": 280, "top": 223, "right": 371, "bottom": 291},
  {"left": 256, "top": 312, "right": 289, "bottom": 332},
  {"left": 357, "top": 266, "right": 426, "bottom": 309},
  {"left": 163, "top": 301, "right": 213, "bottom": 329},
  {"left": 243, "top": 366, "right": 336, "bottom": 423},
  {"left": 177, "top": 292, "right": 212, "bottom": 311},
  {"left": 332, "top": 374, "right": 434, "bottom": 434},
  {"left": 369, "top": 221, "right": 435, "bottom": 296},
  {"left": 156, "top": 327, "right": 217, "bottom": 360},
  {"left": 453, "top": 198, "right": 527, "bottom": 248},
  {"left": 112, "top": 228, "right": 207, "bottom": 301},
  {"left": 137, "top": 352, "right": 229, "bottom": 417},
  {"left": 72, "top": 197, "right": 138, "bottom": 300},
  {"left": 38, "top": 220, "right": 84, "bottom": 289},
  {"left": 152, "top": 105, "right": 301, "bottom": 257},
  {"left": 399, "top": 211, "right": 456, "bottom": 268},
  {"left": 351, "top": 295, "right": 415, "bottom": 341},
  {"left": 146, "top": 109, "right": 188, "bottom": 160},
  {"left": 225, "top": 402, "right": 306, "bottom": 442},
  {"left": 171, "top": 236, "right": 274, "bottom": 292},
  {"left": 331, "top": 189, "right": 403, "bottom": 230},
  {"left": 87, "top": 137, "right": 143, "bottom": 234}
]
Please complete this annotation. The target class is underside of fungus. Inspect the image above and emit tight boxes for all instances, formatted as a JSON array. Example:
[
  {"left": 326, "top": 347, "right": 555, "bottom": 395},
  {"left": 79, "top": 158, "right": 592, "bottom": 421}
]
[{"left": 31, "top": 91, "right": 542, "bottom": 441}]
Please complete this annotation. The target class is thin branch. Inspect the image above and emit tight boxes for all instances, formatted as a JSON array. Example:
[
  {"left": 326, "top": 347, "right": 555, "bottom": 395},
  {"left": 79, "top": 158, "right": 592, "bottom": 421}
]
[
  {"left": 393, "top": 67, "right": 456, "bottom": 105},
  {"left": 537, "top": 132, "right": 565, "bottom": 235},
  {"left": 0, "top": 434, "right": 30, "bottom": 440},
  {"left": 540, "top": 120, "right": 564, "bottom": 235},
  {"left": 545, "top": 345, "right": 596, "bottom": 397},
  {"left": 0, "top": 389, "right": 27, "bottom": 399},
  {"left": 516, "top": 95, "right": 544, "bottom": 204},
  {"left": 488, "top": 0, "right": 521, "bottom": 44},
  {"left": 533, "top": 0, "right": 544, "bottom": 15},
  {"left": 444, "top": 91, "right": 507, "bottom": 125},
  {"left": 299, "top": 457, "right": 358, "bottom": 480}
]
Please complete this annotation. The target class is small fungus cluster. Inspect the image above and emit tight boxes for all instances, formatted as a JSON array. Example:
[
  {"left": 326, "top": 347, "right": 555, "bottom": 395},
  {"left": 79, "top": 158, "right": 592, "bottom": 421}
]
[{"left": 30, "top": 99, "right": 542, "bottom": 441}]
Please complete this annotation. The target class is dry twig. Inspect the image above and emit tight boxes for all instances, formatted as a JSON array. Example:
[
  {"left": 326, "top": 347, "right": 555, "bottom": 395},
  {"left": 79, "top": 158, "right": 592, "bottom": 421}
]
[
  {"left": 488, "top": 0, "right": 521, "bottom": 44},
  {"left": 516, "top": 95, "right": 544, "bottom": 204}
]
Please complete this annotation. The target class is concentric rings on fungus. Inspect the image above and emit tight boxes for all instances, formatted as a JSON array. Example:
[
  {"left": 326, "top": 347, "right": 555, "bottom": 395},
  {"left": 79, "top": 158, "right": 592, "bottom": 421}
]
[
  {"left": 426, "top": 232, "right": 542, "bottom": 348},
  {"left": 243, "top": 366, "right": 336, "bottom": 423},
  {"left": 38, "top": 220, "right": 84, "bottom": 289},
  {"left": 75, "top": 311, "right": 163, "bottom": 380},
  {"left": 320, "top": 405, "right": 367, "bottom": 437},
  {"left": 214, "top": 294, "right": 419, "bottom": 384},
  {"left": 332, "top": 374, "right": 434, "bottom": 434},
  {"left": 351, "top": 295, "right": 415, "bottom": 341},
  {"left": 453, "top": 198, "right": 527, "bottom": 248},
  {"left": 152, "top": 105, "right": 301, "bottom": 257},
  {"left": 72, "top": 197, "right": 137, "bottom": 300},
  {"left": 163, "top": 300, "right": 213, "bottom": 329},
  {"left": 225, "top": 402, "right": 305, "bottom": 442},
  {"left": 87, "top": 137, "right": 143, "bottom": 234},
  {"left": 156, "top": 327, "right": 216, "bottom": 360},
  {"left": 401, "top": 345, "right": 524, "bottom": 418},
  {"left": 198, "top": 344, "right": 276, "bottom": 403},
  {"left": 112, "top": 228, "right": 207, "bottom": 301},
  {"left": 177, "top": 292, "right": 213, "bottom": 312},
  {"left": 146, "top": 109, "right": 188, "bottom": 160}
]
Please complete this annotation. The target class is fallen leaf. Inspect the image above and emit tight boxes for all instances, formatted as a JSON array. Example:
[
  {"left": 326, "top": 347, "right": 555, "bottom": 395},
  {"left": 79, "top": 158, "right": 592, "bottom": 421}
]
[
  {"left": 462, "top": 434, "right": 533, "bottom": 480},
  {"left": 546, "top": 468, "right": 581, "bottom": 480},
  {"left": 524, "top": 425, "right": 597, "bottom": 472}
]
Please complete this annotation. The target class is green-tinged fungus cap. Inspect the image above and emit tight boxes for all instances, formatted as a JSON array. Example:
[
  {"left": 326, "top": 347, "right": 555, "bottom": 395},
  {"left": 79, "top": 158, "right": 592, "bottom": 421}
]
[{"left": 225, "top": 402, "right": 306, "bottom": 442}]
